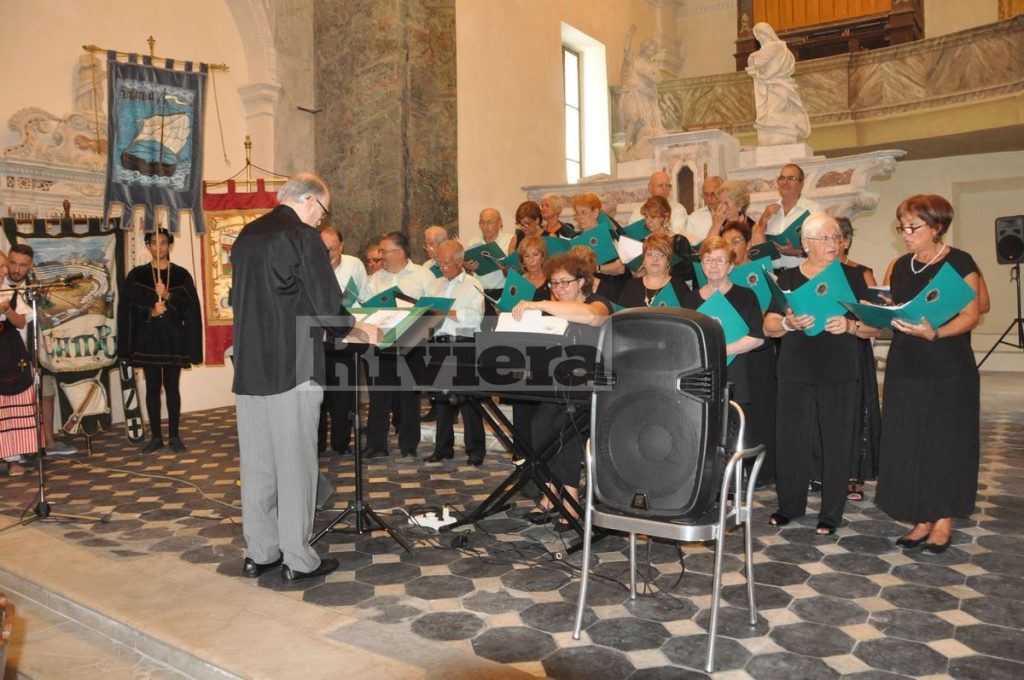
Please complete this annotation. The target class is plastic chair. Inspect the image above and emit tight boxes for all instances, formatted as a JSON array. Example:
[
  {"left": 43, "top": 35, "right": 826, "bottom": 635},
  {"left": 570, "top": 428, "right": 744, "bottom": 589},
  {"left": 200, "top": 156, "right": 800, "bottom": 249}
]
[{"left": 572, "top": 401, "right": 766, "bottom": 673}]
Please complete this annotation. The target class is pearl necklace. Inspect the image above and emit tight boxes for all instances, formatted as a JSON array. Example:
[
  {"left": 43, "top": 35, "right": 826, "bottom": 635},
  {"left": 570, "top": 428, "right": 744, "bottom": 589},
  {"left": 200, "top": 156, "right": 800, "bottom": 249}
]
[{"left": 909, "top": 243, "right": 946, "bottom": 275}]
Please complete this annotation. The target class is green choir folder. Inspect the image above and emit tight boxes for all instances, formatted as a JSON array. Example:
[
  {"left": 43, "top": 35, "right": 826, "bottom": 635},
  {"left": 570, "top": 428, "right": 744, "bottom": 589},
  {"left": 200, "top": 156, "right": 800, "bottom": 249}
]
[
  {"left": 342, "top": 277, "right": 362, "bottom": 307},
  {"left": 765, "top": 209, "right": 810, "bottom": 249},
  {"left": 746, "top": 240, "right": 781, "bottom": 263},
  {"left": 650, "top": 283, "right": 682, "bottom": 309},
  {"left": 696, "top": 291, "right": 750, "bottom": 365},
  {"left": 349, "top": 306, "right": 429, "bottom": 350},
  {"left": 496, "top": 269, "right": 537, "bottom": 312},
  {"left": 622, "top": 218, "right": 649, "bottom": 240},
  {"left": 363, "top": 285, "right": 402, "bottom": 309},
  {"left": 570, "top": 227, "right": 618, "bottom": 264},
  {"left": 542, "top": 235, "right": 572, "bottom": 256},
  {"left": 464, "top": 241, "right": 506, "bottom": 276},
  {"left": 413, "top": 296, "right": 455, "bottom": 314},
  {"left": 729, "top": 257, "right": 774, "bottom": 311},
  {"left": 840, "top": 263, "right": 976, "bottom": 329},
  {"left": 429, "top": 263, "right": 443, "bottom": 278},
  {"left": 764, "top": 260, "right": 856, "bottom": 336}
]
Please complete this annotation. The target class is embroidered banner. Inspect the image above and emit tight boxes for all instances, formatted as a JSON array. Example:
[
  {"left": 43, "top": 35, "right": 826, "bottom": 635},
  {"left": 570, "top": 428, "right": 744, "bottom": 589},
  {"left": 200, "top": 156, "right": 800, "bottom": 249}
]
[
  {"left": 1, "top": 218, "right": 124, "bottom": 436},
  {"left": 105, "top": 53, "right": 207, "bottom": 234},
  {"left": 200, "top": 179, "right": 278, "bottom": 364}
]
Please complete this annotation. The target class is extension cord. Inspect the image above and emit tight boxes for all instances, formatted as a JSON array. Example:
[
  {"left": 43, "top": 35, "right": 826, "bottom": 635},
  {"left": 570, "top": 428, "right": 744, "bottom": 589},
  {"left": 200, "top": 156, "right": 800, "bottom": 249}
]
[{"left": 411, "top": 509, "right": 458, "bottom": 531}]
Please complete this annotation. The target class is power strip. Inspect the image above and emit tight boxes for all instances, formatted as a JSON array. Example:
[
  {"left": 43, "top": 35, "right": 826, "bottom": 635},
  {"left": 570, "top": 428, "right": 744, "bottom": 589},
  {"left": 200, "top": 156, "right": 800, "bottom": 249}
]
[{"left": 411, "top": 509, "right": 458, "bottom": 531}]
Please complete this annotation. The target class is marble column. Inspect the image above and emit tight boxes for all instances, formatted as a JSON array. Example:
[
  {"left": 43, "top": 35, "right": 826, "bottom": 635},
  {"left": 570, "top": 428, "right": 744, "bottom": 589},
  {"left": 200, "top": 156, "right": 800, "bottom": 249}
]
[{"left": 314, "top": 0, "right": 457, "bottom": 257}]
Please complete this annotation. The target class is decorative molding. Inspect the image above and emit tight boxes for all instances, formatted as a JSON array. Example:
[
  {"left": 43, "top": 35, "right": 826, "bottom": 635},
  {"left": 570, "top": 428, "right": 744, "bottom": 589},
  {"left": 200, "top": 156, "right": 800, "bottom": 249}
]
[
  {"left": 676, "top": 0, "right": 736, "bottom": 19},
  {"left": 238, "top": 81, "right": 283, "bottom": 119}
]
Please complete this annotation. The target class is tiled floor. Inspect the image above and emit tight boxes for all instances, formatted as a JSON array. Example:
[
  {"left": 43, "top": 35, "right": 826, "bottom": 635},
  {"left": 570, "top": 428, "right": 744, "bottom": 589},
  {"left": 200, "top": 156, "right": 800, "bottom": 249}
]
[{"left": 1, "top": 373, "right": 1022, "bottom": 679}]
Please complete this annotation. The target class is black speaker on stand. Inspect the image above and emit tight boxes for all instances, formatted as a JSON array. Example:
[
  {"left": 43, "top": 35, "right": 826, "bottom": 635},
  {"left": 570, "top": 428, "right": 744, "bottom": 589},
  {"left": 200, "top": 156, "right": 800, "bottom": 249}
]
[
  {"left": 978, "top": 215, "right": 1024, "bottom": 368},
  {"left": 592, "top": 308, "right": 728, "bottom": 522}
]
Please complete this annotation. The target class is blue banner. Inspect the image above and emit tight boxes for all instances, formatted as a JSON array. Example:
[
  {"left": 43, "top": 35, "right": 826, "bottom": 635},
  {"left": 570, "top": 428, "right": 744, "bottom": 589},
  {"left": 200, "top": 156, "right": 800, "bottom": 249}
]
[{"left": 104, "top": 53, "right": 206, "bottom": 234}]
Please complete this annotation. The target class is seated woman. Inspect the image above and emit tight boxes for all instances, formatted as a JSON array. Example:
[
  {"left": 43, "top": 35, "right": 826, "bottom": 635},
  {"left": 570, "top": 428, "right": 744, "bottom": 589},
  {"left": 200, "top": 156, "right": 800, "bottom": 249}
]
[
  {"left": 511, "top": 252, "right": 612, "bottom": 530},
  {"left": 639, "top": 196, "right": 697, "bottom": 288},
  {"left": 619, "top": 232, "right": 696, "bottom": 308},
  {"left": 711, "top": 180, "right": 754, "bottom": 238},
  {"left": 573, "top": 193, "right": 628, "bottom": 301}
]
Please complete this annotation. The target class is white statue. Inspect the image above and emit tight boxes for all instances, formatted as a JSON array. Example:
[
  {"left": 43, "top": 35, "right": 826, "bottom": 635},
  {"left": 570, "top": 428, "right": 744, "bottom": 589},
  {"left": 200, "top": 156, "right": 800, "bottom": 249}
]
[
  {"left": 619, "top": 25, "right": 666, "bottom": 158},
  {"left": 746, "top": 23, "right": 810, "bottom": 145}
]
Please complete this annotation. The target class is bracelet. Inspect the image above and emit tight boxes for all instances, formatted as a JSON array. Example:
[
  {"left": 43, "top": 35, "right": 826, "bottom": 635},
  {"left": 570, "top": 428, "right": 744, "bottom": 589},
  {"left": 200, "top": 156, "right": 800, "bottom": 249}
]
[
  {"left": 781, "top": 317, "right": 794, "bottom": 332},
  {"left": 932, "top": 328, "right": 940, "bottom": 341}
]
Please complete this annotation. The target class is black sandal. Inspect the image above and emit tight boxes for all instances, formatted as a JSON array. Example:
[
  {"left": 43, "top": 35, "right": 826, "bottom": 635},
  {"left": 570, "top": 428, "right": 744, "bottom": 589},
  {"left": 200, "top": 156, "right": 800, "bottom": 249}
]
[
  {"left": 769, "top": 512, "right": 791, "bottom": 527},
  {"left": 816, "top": 521, "right": 836, "bottom": 536},
  {"left": 524, "top": 508, "right": 553, "bottom": 525},
  {"left": 847, "top": 480, "right": 864, "bottom": 502}
]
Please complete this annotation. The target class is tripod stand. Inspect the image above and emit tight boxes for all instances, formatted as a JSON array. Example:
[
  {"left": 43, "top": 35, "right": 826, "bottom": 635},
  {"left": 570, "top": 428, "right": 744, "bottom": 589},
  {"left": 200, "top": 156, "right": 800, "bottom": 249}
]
[
  {"left": 1, "top": 278, "right": 101, "bottom": 526},
  {"left": 978, "top": 262, "right": 1024, "bottom": 368},
  {"left": 310, "top": 344, "right": 412, "bottom": 552}
]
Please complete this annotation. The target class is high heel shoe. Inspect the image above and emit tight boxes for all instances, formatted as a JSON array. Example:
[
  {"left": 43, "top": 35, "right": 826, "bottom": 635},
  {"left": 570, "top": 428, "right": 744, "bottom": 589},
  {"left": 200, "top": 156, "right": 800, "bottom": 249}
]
[{"left": 922, "top": 537, "right": 952, "bottom": 554}]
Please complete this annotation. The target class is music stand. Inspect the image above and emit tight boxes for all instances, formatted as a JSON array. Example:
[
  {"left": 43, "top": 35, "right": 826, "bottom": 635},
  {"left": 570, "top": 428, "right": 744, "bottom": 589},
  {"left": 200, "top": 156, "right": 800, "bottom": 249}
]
[
  {"left": 310, "top": 309, "right": 444, "bottom": 551},
  {"left": 1, "top": 279, "right": 100, "bottom": 526}
]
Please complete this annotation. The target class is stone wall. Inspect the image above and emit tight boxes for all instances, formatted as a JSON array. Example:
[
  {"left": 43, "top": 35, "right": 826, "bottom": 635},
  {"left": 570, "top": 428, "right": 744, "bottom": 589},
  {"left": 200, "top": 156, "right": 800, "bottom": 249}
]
[{"left": 314, "top": 0, "right": 456, "bottom": 256}]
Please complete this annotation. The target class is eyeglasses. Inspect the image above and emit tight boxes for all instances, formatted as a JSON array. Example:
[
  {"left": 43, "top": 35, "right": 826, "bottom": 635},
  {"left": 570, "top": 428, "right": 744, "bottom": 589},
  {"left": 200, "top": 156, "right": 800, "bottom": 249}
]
[
  {"left": 315, "top": 197, "right": 331, "bottom": 222},
  {"left": 804, "top": 235, "right": 842, "bottom": 243},
  {"left": 701, "top": 257, "right": 729, "bottom": 266},
  {"left": 777, "top": 175, "right": 802, "bottom": 182},
  {"left": 895, "top": 222, "right": 929, "bottom": 235},
  {"left": 548, "top": 277, "right": 581, "bottom": 289},
  {"left": 728, "top": 237, "right": 745, "bottom": 245}
]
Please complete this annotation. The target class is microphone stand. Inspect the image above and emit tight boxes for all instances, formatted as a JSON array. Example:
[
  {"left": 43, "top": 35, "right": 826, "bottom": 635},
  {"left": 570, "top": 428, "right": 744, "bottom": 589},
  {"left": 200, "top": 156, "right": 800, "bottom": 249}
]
[{"left": 1, "top": 279, "right": 102, "bottom": 526}]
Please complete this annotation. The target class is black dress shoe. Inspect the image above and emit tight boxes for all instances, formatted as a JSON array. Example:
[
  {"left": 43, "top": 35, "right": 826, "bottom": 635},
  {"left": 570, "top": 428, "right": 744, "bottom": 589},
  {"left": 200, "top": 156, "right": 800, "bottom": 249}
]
[
  {"left": 362, "top": 448, "right": 389, "bottom": 459},
  {"left": 922, "top": 537, "right": 952, "bottom": 554},
  {"left": 141, "top": 438, "right": 164, "bottom": 453},
  {"left": 895, "top": 534, "right": 929, "bottom": 549},
  {"left": 281, "top": 557, "right": 339, "bottom": 582},
  {"left": 467, "top": 454, "right": 485, "bottom": 467},
  {"left": 167, "top": 437, "right": 187, "bottom": 453},
  {"left": 768, "top": 512, "right": 791, "bottom": 527},
  {"left": 401, "top": 450, "right": 418, "bottom": 458},
  {"left": 425, "top": 452, "right": 453, "bottom": 463},
  {"left": 242, "top": 555, "right": 283, "bottom": 578}
]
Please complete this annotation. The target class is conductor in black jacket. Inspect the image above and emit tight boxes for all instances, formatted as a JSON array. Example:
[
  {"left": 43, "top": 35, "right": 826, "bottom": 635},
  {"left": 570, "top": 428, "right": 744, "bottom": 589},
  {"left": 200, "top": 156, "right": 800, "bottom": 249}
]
[{"left": 231, "top": 172, "right": 378, "bottom": 582}]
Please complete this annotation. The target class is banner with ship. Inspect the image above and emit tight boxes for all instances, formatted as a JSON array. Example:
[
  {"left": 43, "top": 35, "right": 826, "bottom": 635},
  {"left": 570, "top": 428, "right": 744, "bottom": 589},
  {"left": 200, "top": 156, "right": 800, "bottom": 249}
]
[{"left": 104, "top": 53, "right": 207, "bottom": 234}]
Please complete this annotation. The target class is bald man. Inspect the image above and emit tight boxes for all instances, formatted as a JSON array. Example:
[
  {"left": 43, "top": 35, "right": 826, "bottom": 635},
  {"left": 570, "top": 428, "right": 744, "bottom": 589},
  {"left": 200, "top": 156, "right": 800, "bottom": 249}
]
[
  {"left": 682, "top": 176, "right": 724, "bottom": 247},
  {"left": 629, "top": 170, "right": 688, "bottom": 235},
  {"left": 422, "top": 225, "right": 448, "bottom": 274}
]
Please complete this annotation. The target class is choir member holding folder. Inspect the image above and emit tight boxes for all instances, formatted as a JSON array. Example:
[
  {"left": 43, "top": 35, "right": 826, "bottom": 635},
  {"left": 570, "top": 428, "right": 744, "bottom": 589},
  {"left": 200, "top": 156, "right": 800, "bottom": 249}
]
[
  {"left": 876, "top": 195, "right": 982, "bottom": 554},
  {"left": 763, "top": 213, "right": 878, "bottom": 535}
]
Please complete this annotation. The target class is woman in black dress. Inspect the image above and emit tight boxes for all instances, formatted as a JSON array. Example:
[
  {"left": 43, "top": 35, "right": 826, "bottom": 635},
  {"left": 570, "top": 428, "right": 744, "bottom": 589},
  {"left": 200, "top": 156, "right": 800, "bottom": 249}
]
[
  {"left": 876, "top": 194, "right": 982, "bottom": 553},
  {"left": 619, "top": 232, "right": 694, "bottom": 309},
  {"left": 637, "top": 196, "right": 697, "bottom": 289},
  {"left": 764, "top": 214, "right": 878, "bottom": 534},
  {"left": 118, "top": 229, "right": 202, "bottom": 452},
  {"left": 511, "top": 252, "right": 611, "bottom": 531}
]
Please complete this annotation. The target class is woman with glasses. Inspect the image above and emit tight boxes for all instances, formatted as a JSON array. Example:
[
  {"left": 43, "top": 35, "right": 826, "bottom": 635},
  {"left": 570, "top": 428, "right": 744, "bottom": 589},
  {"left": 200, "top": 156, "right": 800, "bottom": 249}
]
[
  {"left": 876, "top": 195, "right": 982, "bottom": 554},
  {"left": 764, "top": 213, "right": 877, "bottom": 535},
  {"left": 711, "top": 180, "right": 754, "bottom": 238},
  {"left": 721, "top": 219, "right": 753, "bottom": 265},
  {"left": 639, "top": 196, "right": 697, "bottom": 288},
  {"left": 618, "top": 232, "right": 695, "bottom": 309},
  {"left": 573, "top": 193, "right": 628, "bottom": 302},
  {"left": 514, "top": 201, "right": 544, "bottom": 242},
  {"left": 511, "top": 252, "right": 612, "bottom": 530}
]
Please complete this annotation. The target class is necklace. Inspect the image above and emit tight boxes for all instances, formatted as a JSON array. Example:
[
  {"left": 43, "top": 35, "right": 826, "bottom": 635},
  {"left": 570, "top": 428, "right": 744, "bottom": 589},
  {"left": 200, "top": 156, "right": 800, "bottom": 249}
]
[
  {"left": 910, "top": 243, "right": 946, "bottom": 275},
  {"left": 643, "top": 276, "right": 669, "bottom": 306}
]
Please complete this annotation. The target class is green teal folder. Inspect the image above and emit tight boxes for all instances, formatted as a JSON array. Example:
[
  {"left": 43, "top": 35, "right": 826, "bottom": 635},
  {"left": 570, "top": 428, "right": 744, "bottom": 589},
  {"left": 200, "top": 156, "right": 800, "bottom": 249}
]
[
  {"left": 429, "top": 263, "right": 442, "bottom": 278},
  {"left": 864, "top": 286, "right": 891, "bottom": 304},
  {"left": 694, "top": 262, "right": 707, "bottom": 287},
  {"left": 697, "top": 291, "right": 750, "bottom": 365},
  {"left": 496, "top": 269, "right": 537, "bottom": 312},
  {"left": 350, "top": 306, "right": 429, "bottom": 350},
  {"left": 500, "top": 250, "right": 521, "bottom": 271},
  {"left": 625, "top": 254, "right": 644, "bottom": 273},
  {"left": 542, "top": 236, "right": 572, "bottom": 256},
  {"left": 650, "top": 283, "right": 682, "bottom": 309},
  {"left": 342, "top": 277, "right": 362, "bottom": 307},
  {"left": 747, "top": 241, "right": 781, "bottom": 262},
  {"left": 464, "top": 241, "right": 506, "bottom": 276},
  {"left": 570, "top": 227, "right": 618, "bottom": 264},
  {"left": 729, "top": 257, "right": 773, "bottom": 311},
  {"left": 765, "top": 261, "right": 856, "bottom": 336},
  {"left": 622, "top": 219, "right": 649, "bottom": 240},
  {"left": 610, "top": 301, "right": 626, "bottom": 313},
  {"left": 363, "top": 286, "right": 401, "bottom": 309},
  {"left": 765, "top": 209, "right": 810, "bottom": 249},
  {"left": 841, "top": 263, "right": 976, "bottom": 329},
  {"left": 597, "top": 212, "right": 615, "bottom": 232},
  {"left": 413, "top": 296, "right": 455, "bottom": 314}
]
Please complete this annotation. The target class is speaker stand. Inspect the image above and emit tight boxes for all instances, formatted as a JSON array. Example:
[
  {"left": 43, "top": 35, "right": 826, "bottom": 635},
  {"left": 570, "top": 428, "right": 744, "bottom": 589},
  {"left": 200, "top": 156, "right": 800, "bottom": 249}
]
[{"left": 978, "top": 262, "right": 1024, "bottom": 368}]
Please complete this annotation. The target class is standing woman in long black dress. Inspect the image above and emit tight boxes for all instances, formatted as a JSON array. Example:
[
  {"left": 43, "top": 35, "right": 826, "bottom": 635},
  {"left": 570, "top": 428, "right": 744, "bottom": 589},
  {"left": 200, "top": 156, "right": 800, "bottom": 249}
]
[
  {"left": 118, "top": 229, "right": 202, "bottom": 453},
  {"left": 876, "top": 195, "right": 982, "bottom": 553}
]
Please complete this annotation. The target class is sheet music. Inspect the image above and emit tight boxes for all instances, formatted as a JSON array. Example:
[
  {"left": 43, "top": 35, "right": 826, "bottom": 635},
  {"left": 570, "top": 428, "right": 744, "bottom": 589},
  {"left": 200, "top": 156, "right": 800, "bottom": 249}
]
[
  {"left": 494, "top": 310, "right": 569, "bottom": 335},
  {"left": 359, "top": 309, "right": 413, "bottom": 331},
  {"left": 615, "top": 235, "right": 644, "bottom": 264}
]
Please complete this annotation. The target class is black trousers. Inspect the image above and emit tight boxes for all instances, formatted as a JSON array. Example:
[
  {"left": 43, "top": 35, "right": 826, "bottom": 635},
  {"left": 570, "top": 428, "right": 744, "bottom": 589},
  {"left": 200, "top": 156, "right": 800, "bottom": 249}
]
[
  {"left": 365, "top": 350, "right": 422, "bottom": 454},
  {"left": 318, "top": 349, "right": 356, "bottom": 452},
  {"left": 531, "top": 402, "right": 587, "bottom": 490},
  {"left": 433, "top": 397, "right": 485, "bottom": 458},
  {"left": 774, "top": 380, "right": 858, "bottom": 528},
  {"left": 142, "top": 365, "right": 181, "bottom": 439}
]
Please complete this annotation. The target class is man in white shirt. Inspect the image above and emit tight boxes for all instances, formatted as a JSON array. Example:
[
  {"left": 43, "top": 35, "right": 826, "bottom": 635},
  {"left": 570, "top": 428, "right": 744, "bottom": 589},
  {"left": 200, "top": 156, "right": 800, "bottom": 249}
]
[
  {"left": 421, "top": 225, "right": 447, "bottom": 274},
  {"left": 754, "top": 163, "right": 821, "bottom": 268},
  {"left": 1, "top": 244, "right": 77, "bottom": 456},
  {"left": 465, "top": 208, "right": 515, "bottom": 302},
  {"left": 317, "top": 226, "right": 369, "bottom": 456},
  {"left": 424, "top": 240, "right": 486, "bottom": 465},
  {"left": 365, "top": 231, "right": 435, "bottom": 458},
  {"left": 628, "top": 170, "right": 688, "bottom": 235},
  {"left": 682, "top": 176, "right": 724, "bottom": 247}
]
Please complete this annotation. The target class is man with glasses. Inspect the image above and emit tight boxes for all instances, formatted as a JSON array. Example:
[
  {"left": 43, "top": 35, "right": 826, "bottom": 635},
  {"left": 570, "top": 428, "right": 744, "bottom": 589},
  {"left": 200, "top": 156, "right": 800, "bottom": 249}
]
[
  {"left": 753, "top": 163, "right": 820, "bottom": 268},
  {"left": 232, "top": 172, "right": 379, "bottom": 582},
  {"left": 364, "top": 231, "right": 434, "bottom": 459},
  {"left": 682, "top": 175, "right": 724, "bottom": 247},
  {"left": 628, "top": 170, "right": 689, "bottom": 236},
  {"left": 422, "top": 225, "right": 448, "bottom": 274}
]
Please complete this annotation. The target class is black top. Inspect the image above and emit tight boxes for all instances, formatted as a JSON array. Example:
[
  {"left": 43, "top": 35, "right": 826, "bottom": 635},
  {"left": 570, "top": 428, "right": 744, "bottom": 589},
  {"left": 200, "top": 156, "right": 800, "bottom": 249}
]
[
  {"left": 118, "top": 263, "right": 202, "bottom": 367},
  {"left": 668, "top": 234, "right": 698, "bottom": 289},
  {"left": 770, "top": 263, "right": 870, "bottom": 384},
  {"left": 887, "top": 247, "right": 978, "bottom": 378},
  {"left": 618, "top": 275, "right": 697, "bottom": 309},
  {"left": 692, "top": 285, "right": 765, "bottom": 404},
  {"left": 231, "top": 205, "right": 349, "bottom": 395}
]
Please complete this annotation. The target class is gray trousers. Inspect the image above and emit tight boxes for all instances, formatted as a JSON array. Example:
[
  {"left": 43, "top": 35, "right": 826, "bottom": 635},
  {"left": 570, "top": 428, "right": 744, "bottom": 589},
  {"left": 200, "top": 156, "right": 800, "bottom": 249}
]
[{"left": 237, "top": 382, "right": 323, "bottom": 572}]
